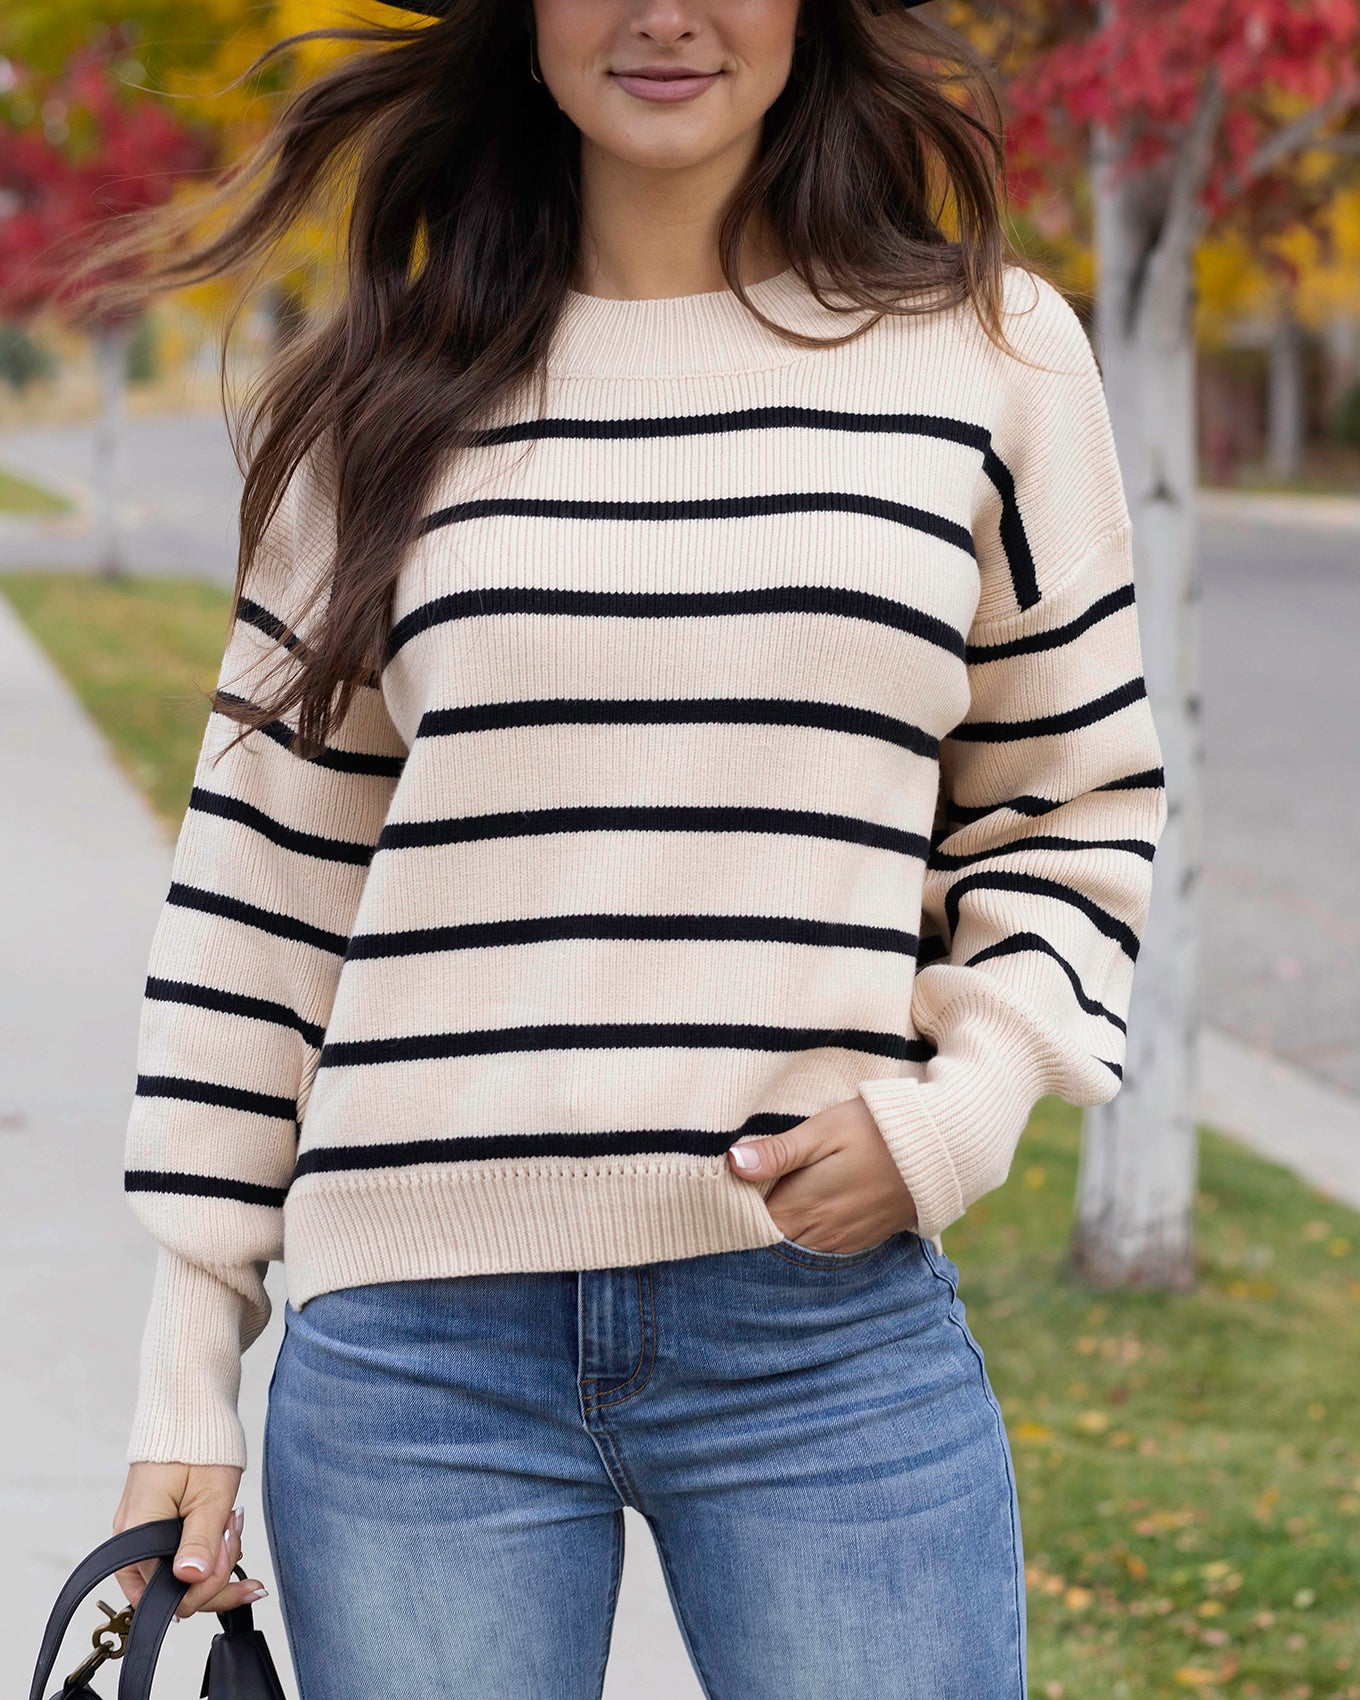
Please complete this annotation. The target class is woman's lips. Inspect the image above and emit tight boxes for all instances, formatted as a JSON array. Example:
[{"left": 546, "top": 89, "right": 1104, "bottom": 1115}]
[{"left": 610, "top": 71, "right": 722, "bottom": 102}]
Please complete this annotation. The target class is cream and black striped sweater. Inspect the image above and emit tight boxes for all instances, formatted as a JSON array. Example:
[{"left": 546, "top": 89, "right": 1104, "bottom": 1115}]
[{"left": 124, "top": 262, "right": 1168, "bottom": 1467}]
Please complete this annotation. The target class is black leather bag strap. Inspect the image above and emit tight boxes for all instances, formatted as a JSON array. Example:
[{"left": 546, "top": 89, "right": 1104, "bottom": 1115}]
[
  {"left": 27, "top": 1519, "right": 187, "bottom": 1700},
  {"left": 116, "top": 1550, "right": 189, "bottom": 1700}
]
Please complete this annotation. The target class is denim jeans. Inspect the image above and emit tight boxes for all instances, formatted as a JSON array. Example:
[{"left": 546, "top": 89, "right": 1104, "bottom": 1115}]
[{"left": 261, "top": 1228, "right": 1026, "bottom": 1699}]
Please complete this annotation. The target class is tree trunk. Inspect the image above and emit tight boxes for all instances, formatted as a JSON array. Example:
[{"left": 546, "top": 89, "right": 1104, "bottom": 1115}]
[
  {"left": 1066, "top": 121, "right": 1203, "bottom": 1290},
  {"left": 1267, "top": 307, "right": 1306, "bottom": 481},
  {"left": 91, "top": 318, "right": 134, "bottom": 581}
]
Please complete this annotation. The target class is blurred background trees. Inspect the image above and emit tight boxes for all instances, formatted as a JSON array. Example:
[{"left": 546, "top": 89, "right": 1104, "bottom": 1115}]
[{"left": 956, "top": 0, "right": 1360, "bottom": 1289}]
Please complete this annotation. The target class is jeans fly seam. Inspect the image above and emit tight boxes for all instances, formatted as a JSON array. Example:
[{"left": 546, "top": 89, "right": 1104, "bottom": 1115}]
[
  {"left": 592, "top": 1421, "right": 645, "bottom": 1511},
  {"left": 585, "top": 1268, "right": 657, "bottom": 1409}
]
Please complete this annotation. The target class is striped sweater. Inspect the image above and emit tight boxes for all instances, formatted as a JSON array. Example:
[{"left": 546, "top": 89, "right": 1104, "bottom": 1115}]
[{"left": 124, "top": 261, "right": 1168, "bottom": 1467}]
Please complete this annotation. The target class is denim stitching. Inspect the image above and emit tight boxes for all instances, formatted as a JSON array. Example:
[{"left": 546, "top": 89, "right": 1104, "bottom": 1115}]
[
  {"left": 591, "top": 1421, "right": 646, "bottom": 1511},
  {"left": 588, "top": 1267, "right": 658, "bottom": 1410},
  {"left": 581, "top": 1266, "right": 650, "bottom": 1405},
  {"left": 581, "top": 1278, "right": 656, "bottom": 1407},
  {"left": 918, "top": 1239, "right": 1027, "bottom": 1699},
  {"left": 767, "top": 1227, "right": 908, "bottom": 1270}
]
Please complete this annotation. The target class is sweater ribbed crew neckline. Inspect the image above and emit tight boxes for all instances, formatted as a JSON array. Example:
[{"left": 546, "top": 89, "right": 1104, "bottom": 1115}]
[{"left": 548, "top": 263, "right": 882, "bottom": 379}]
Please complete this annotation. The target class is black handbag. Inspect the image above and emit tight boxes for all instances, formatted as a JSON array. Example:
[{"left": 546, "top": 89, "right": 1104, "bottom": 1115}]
[{"left": 28, "top": 1517, "right": 288, "bottom": 1700}]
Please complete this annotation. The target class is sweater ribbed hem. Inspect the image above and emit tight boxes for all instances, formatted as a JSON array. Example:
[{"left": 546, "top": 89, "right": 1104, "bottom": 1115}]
[{"left": 283, "top": 1154, "right": 788, "bottom": 1307}]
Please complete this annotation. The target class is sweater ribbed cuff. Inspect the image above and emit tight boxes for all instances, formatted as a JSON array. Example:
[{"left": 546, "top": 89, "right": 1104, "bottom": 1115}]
[
  {"left": 857, "top": 986, "right": 1055, "bottom": 1242},
  {"left": 126, "top": 1248, "right": 256, "bottom": 1469}
]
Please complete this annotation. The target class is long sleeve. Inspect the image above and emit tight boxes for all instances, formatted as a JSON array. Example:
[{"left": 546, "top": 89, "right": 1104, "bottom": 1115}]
[
  {"left": 123, "top": 460, "right": 407, "bottom": 1467},
  {"left": 857, "top": 275, "right": 1169, "bottom": 1242}
]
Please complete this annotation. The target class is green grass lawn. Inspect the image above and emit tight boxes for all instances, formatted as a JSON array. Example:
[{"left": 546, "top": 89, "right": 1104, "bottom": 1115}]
[
  {"left": 2, "top": 569, "right": 1358, "bottom": 1699},
  {"left": 0, "top": 464, "right": 76, "bottom": 516},
  {"left": 0, "top": 569, "right": 233, "bottom": 831}
]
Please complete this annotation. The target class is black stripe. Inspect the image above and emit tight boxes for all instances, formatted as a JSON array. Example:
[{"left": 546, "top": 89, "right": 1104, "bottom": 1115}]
[
  {"left": 416, "top": 697, "right": 940, "bottom": 759},
  {"left": 236, "top": 596, "right": 302, "bottom": 653},
  {"left": 1098, "top": 1057, "right": 1122, "bottom": 1080},
  {"left": 458, "top": 404, "right": 1032, "bottom": 613},
  {"left": 318, "top": 1022, "right": 932, "bottom": 1069},
  {"left": 928, "top": 831, "right": 1157, "bottom": 871},
  {"left": 942, "top": 869, "right": 1141, "bottom": 960},
  {"left": 377, "top": 803, "right": 928, "bottom": 860},
  {"left": 948, "top": 676, "right": 1148, "bottom": 743},
  {"left": 420, "top": 492, "right": 975, "bottom": 560},
  {"left": 386, "top": 584, "right": 966, "bottom": 664},
  {"left": 214, "top": 691, "right": 406, "bottom": 778},
  {"left": 1098, "top": 766, "right": 1165, "bottom": 791},
  {"left": 980, "top": 446, "right": 1039, "bottom": 611},
  {"left": 145, "top": 977, "right": 326, "bottom": 1050},
  {"left": 344, "top": 913, "right": 919, "bottom": 961},
  {"left": 291, "top": 1111, "right": 810, "bottom": 1176},
  {"left": 945, "top": 767, "right": 1165, "bottom": 826},
  {"left": 165, "top": 881, "right": 350, "bottom": 956},
  {"left": 134, "top": 1073, "right": 297, "bottom": 1120},
  {"left": 234, "top": 602, "right": 383, "bottom": 693},
  {"left": 468, "top": 404, "right": 992, "bottom": 452},
  {"left": 966, "top": 585, "right": 1137, "bottom": 663},
  {"left": 189, "top": 787, "right": 378, "bottom": 866},
  {"left": 125, "top": 1168, "right": 288, "bottom": 1208},
  {"left": 963, "top": 932, "right": 1128, "bottom": 1032},
  {"left": 917, "top": 932, "right": 950, "bottom": 968}
]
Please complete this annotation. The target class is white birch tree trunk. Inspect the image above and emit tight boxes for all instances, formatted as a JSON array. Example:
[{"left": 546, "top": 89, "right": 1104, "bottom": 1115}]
[
  {"left": 1267, "top": 307, "right": 1307, "bottom": 481},
  {"left": 1067, "top": 118, "right": 1205, "bottom": 1289},
  {"left": 91, "top": 318, "right": 134, "bottom": 581}
]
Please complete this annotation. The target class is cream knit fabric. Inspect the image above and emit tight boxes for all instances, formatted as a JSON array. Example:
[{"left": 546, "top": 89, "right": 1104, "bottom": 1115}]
[{"left": 124, "top": 262, "right": 1168, "bottom": 1467}]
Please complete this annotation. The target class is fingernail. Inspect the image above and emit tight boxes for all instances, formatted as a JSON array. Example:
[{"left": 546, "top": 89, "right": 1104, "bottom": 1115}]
[
  {"left": 232, "top": 1505, "right": 244, "bottom": 1532},
  {"left": 730, "top": 1143, "right": 759, "bottom": 1171},
  {"left": 243, "top": 1586, "right": 268, "bottom": 1602},
  {"left": 177, "top": 1557, "right": 207, "bottom": 1577}
]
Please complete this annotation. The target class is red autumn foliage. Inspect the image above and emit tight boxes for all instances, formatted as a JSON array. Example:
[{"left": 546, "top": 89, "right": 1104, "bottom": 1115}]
[
  {"left": 0, "top": 40, "right": 214, "bottom": 327},
  {"left": 994, "top": 0, "right": 1360, "bottom": 232}
]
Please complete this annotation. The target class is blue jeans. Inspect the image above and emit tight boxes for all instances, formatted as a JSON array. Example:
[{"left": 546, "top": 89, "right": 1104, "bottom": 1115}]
[{"left": 261, "top": 1229, "right": 1026, "bottom": 1699}]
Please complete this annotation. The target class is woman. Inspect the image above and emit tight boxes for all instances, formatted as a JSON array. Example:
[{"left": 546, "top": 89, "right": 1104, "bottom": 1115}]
[{"left": 96, "top": 1, "right": 1168, "bottom": 1695}]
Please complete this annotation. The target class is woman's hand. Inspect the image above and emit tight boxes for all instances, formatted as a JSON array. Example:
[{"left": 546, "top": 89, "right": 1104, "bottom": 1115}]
[
  {"left": 112, "top": 1462, "right": 269, "bottom": 1620},
  {"left": 727, "top": 1095, "right": 918, "bottom": 1252}
]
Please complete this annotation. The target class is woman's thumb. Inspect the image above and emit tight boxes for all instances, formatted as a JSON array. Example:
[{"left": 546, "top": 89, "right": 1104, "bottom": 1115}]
[{"left": 173, "top": 1499, "right": 232, "bottom": 1582}]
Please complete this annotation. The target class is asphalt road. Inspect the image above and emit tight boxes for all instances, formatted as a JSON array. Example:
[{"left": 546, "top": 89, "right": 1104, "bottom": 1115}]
[{"left": 1199, "top": 514, "right": 1359, "bottom": 1096}]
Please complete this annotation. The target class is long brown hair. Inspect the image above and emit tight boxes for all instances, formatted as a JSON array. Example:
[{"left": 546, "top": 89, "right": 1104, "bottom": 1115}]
[{"left": 65, "top": 0, "right": 1034, "bottom": 759}]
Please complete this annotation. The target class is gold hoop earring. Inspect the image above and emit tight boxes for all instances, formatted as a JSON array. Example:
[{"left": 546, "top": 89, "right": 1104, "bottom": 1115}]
[{"left": 528, "top": 33, "right": 543, "bottom": 83}]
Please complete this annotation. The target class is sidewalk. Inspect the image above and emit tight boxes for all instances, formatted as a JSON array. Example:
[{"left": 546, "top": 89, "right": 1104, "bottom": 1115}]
[
  {"left": 2, "top": 578, "right": 1358, "bottom": 1694},
  {"left": 1197, "top": 487, "right": 1360, "bottom": 535}
]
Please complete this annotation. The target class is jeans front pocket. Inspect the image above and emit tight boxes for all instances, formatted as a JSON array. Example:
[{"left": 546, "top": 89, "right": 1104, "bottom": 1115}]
[{"left": 767, "top": 1230, "right": 905, "bottom": 1269}]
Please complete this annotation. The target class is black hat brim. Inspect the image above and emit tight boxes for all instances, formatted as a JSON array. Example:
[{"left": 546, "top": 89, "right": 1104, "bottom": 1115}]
[{"left": 377, "top": 0, "right": 932, "bottom": 15}]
